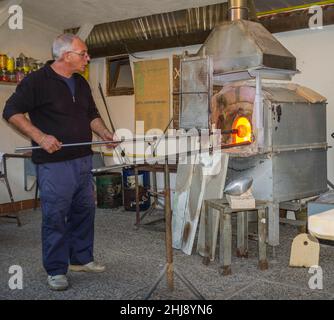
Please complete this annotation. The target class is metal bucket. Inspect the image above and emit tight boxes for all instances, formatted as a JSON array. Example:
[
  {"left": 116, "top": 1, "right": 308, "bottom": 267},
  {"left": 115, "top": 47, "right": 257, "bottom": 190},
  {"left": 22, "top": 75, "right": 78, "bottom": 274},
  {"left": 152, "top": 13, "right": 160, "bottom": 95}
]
[{"left": 96, "top": 173, "right": 123, "bottom": 209}]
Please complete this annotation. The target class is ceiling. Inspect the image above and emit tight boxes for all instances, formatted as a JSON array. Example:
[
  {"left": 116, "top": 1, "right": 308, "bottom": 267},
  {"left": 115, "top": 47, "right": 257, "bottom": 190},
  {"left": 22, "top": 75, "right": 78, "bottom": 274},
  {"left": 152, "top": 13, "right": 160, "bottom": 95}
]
[
  {"left": 21, "top": 0, "right": 225, "bottom": 30},
  {"left": 3, "top": 0, "right": 323, "bottom": 30}
]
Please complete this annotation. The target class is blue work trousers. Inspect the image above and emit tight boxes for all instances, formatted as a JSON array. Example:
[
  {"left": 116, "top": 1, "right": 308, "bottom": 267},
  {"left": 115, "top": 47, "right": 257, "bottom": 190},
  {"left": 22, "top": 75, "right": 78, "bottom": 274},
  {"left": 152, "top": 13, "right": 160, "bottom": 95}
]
[{"left": 36, "top": 155, "right": 95, "bottom": 276}]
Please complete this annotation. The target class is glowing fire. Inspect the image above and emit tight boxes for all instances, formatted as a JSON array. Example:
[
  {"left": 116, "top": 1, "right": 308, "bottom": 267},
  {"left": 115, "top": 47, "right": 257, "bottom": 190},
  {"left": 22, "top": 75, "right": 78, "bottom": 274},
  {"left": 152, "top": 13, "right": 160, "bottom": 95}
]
[{"left": 232, "top": 116, "right": 252, "bottom": 144}]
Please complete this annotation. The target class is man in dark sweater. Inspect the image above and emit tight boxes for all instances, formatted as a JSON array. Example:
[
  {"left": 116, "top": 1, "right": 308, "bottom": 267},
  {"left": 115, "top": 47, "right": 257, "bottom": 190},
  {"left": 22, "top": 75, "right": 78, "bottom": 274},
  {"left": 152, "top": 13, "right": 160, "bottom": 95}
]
[{"left": 3, "top": 34, "right": 116, "bottom": 291}]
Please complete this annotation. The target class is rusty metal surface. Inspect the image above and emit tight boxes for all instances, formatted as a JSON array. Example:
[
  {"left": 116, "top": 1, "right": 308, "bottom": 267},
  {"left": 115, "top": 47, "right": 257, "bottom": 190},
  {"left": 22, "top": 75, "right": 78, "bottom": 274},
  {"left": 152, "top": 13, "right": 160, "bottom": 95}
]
[
  {"left": 255, "top": 0, "right": 325, "bottom": 13},
  {"left": 260, "top": 5, "right": 334, "bottom": 33}
]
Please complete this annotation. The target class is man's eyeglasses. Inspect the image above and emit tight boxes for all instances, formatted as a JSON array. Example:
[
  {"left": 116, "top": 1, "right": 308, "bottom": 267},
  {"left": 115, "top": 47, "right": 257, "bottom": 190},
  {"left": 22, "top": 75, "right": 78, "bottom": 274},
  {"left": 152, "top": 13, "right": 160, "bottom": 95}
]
[{"left": 67, "top": 51, "right": 90, "bottom": 58}]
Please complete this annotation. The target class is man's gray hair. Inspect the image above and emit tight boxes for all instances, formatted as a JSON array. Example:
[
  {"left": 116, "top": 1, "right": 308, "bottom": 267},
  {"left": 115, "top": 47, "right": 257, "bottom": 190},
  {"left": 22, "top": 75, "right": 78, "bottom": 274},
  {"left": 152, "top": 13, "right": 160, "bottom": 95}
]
[{"left": 52, "top": 33, "right": 82, "bottom": 60}]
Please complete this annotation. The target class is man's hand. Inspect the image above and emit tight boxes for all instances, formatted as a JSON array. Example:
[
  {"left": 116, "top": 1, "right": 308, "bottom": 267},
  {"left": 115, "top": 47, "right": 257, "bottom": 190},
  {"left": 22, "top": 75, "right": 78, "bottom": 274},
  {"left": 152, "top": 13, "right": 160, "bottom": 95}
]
[
  {"left": 90, "top": 118, "right": 120, "bottom": 149},
  {"left": 101, "top": 129, "right": 120, "bottom": 149},
  {"left": 39, "top": 134, "right": 62, "bottom": 154}
]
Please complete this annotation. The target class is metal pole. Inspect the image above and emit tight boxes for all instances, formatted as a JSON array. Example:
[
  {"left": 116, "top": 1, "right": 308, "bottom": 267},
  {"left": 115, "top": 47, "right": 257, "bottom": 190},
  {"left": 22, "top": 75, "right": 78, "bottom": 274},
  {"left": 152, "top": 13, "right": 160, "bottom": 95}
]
[
  {"left": 228, "top": 0, "right": 249, "bottom": 21},
  {"left": 2, "top": 156, "right": 21, "bottom": 226},
  {"left": 258, "top": 208, "right": 269, "bottom": 270},
  {"left": 143, "top": 163, "right": 205, "bottom": 300},
  {"left": 135, "top": 166, "right": 140, "bottom": 226},
  {"left": 98, "top": 82, "right": 116, "bottom": 133},
  {"left": 89, "top": 141, "right": 251, "bottom": 174},
  {"left": 151, "top": 117, "right": 173, "bottom": 157},
  {"left": 164, "top": 163, "right": 174, "bottom": 290},
  {"left": 15, "top": 139, "right": 125, "bottom": 153},
  {"left": 174, "top": 268, "right": 205, "bottom": 300},
  {"left": 144, "top": 265, "right": 167, "bottom": 300},
  {"left": 15, "top": 131, "right": 222, "bottom": 153}
]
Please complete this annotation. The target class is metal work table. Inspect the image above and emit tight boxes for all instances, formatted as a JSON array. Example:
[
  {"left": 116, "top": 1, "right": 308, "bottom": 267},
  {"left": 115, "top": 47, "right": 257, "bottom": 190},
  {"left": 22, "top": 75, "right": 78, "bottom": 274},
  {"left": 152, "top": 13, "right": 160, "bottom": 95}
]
[
  {"left": 0, "top": 153, "right": 33, "bottom": 226},
  {"left": 203, "top": 199, "right": 269, "bottom": 276}
]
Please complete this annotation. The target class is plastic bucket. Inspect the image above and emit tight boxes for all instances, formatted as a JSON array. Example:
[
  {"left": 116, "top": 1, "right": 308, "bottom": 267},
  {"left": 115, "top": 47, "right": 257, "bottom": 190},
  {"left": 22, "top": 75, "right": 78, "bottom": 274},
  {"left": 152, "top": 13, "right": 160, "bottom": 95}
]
[{"left": 122, "top": 168, "right": 150, "bottom": 211}]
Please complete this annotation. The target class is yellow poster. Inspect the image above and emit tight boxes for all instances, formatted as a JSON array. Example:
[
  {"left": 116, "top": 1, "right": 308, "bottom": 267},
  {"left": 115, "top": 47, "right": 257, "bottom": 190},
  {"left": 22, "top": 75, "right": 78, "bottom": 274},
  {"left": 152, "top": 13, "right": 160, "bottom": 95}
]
[{"left": 134, "top": 59, "right": 170, "bottom": 133}]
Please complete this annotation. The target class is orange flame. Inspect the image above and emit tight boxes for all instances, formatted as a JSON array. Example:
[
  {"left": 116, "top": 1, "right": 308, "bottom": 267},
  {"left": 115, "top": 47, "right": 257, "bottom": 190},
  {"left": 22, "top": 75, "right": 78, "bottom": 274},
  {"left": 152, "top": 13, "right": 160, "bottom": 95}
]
[{"left": 232, "top": 116, "right": 252, "bottom": 144}]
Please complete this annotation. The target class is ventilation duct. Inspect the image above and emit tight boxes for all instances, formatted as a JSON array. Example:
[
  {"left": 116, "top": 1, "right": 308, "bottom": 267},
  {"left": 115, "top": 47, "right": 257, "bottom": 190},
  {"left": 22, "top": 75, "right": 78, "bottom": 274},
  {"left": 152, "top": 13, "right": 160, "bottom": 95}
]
[
  {"left": 197, "top": 0, "right": 297, "bottom": 81},
  {"left": 228, "top": 0, "right": 249, "bottom": 21},
  {"left": 66, "top": 2, "right": 257, "bottom": 58},
  {"left": 65, "top": 1, "right": 334, "bottom": 59}
]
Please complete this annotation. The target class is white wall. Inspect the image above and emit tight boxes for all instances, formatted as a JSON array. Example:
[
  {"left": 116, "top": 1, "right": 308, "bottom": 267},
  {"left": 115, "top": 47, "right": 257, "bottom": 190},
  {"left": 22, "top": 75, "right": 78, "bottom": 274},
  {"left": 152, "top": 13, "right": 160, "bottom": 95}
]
[
  {"left": 89, "top": 57, "right": 135, "bottom": 133},
  {"left": 273, "top": 25, "right": 334, "bottom": 183},
  {"left": 0, "top": 17, "right": 60, "bottom": 203}
]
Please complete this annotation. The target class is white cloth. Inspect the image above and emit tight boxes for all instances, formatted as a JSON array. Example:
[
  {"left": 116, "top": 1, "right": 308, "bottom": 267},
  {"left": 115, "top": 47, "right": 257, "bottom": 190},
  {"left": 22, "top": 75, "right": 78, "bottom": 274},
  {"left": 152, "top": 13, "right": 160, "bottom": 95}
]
[{"left": 308, "top": 209, "right": 334, "bottom": 241}]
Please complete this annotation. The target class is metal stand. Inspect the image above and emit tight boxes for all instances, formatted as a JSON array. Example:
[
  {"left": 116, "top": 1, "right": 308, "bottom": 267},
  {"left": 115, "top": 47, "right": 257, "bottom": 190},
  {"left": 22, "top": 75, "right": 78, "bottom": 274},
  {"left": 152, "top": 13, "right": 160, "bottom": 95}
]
[
  {"left": 134, "top": 164, "right": 177, "bottom": 228},
  {"left": 203, "top": 199, "right": 269, "bottom": 275},
  {"left": 0, "top": 155, "right": 21, "bottom": 226},
  {"left": 144, "top": 164, "right": 205, "bottom": 300},
  {"left": 134, "top": 166, "right": 158, "bottom": 227}
]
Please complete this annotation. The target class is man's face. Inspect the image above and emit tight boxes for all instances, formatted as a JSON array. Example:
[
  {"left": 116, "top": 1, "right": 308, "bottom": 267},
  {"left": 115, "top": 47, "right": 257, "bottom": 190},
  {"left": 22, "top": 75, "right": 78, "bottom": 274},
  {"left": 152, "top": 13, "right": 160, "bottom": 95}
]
[{"left": 65, "top": 38, "right": 90, "bottom": 73}]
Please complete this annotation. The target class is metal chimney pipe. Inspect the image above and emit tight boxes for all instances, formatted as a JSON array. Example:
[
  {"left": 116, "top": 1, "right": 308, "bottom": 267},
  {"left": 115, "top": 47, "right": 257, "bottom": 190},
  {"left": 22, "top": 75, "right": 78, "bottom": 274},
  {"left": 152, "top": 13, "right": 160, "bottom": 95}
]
[{"left": 228, "top": 0, "right": 249, "bottom": 21}]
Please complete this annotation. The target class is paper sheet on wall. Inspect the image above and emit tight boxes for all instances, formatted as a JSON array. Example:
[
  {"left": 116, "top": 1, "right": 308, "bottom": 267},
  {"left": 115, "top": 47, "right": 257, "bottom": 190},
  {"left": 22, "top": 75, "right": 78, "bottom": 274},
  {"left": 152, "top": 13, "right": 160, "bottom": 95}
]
[{"left": 134, "top": 59, "right": 170, "bottom": 133}]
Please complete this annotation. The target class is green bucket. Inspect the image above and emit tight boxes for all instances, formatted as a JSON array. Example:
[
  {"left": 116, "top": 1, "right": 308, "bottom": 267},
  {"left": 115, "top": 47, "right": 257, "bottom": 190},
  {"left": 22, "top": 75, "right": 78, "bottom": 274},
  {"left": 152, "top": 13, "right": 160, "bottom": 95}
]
[{"left": 96, "top": 173, "right": 123, "bottom": 209}]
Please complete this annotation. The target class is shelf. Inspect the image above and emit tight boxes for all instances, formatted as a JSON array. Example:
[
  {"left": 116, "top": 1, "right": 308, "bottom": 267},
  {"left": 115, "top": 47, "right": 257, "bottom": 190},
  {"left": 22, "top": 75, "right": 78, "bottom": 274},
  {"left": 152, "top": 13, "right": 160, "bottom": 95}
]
[{"left": 0, "top": 81, "right": 17, "bottom": 86}]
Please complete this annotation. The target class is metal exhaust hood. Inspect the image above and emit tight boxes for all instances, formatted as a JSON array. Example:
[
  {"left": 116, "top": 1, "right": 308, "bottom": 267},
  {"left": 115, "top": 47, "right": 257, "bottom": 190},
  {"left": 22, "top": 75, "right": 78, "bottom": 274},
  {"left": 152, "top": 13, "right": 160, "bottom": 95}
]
[{"left": 197, "top": 0, "right": 298, "bottom": 82}]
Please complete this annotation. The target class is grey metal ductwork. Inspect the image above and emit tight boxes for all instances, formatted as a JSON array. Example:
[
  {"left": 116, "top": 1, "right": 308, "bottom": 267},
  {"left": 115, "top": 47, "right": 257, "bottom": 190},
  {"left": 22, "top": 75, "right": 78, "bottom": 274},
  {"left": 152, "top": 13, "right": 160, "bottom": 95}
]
[
  {"left": 66, "top": 2, "right": 259, "bottom": 58},
  {"left": 64, "top": 1, "right": 334, "bottom": 58},
  {"left": 197, "top": 1, "right": 297, "bottom": 80},
  {"left": 228, "top": 0, "right": 249, "bottom": 21}
]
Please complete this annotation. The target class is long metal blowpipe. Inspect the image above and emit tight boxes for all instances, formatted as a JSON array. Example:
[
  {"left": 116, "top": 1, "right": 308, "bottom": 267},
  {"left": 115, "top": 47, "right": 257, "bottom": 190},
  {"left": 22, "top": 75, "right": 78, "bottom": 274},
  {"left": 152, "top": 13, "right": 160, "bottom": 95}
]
[
  {"left": 15, "top": 129, "right": 240, "bottom": 153},
  {"left": 15, "top": 137, "right": 145, "bottom": 153},
  {"left": 14, "top": 131, "right": 220, "bottom": 153}
]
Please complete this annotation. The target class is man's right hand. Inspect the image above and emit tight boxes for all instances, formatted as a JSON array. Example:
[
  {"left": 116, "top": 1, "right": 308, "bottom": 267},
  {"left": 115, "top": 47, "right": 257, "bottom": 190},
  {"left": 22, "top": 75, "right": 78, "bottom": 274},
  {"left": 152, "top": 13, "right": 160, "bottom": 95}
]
[{"left": 39, "top": 134, "right": 62, "bottom": 154}]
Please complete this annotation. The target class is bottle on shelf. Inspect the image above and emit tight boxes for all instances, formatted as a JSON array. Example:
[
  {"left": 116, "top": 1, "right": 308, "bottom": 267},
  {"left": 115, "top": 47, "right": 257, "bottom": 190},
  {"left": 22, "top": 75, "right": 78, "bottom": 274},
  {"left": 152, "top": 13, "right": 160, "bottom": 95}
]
[
  {"left": 6, "top": 55, "right": 15, "bottom": 82},
  {"left": 0, "top": 54, "right": 8, "bottom": 82},
  {"left": 0, "top": 54, "right": 8, "bottom": 70}
]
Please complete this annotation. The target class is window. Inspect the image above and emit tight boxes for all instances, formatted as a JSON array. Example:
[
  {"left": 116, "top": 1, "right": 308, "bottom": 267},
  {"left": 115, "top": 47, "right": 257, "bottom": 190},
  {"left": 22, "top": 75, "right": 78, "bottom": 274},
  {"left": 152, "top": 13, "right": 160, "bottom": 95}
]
[{"left": 106, "top": 56, "right": 134, "bottom": 96}]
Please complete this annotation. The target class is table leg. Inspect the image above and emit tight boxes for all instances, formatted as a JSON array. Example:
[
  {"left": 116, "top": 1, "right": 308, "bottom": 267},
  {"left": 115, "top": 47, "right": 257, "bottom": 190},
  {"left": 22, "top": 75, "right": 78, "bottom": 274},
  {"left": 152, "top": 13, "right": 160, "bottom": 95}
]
[
  {"left": 3, "top": 157, "right": 21, "bottom": 226},
  {"left": 164, "top": 164, "right": 174, "bottom": 290},
  {"left": 202, "top": 201, "right": 210, "bottom": 266},
  {"left": 258, "top": 208, "right": 268, "bottom": 270},
  {"left": 219, "top": 210, "right": 232, "bottom": 276},
  {"left": 237, "top": 211, "right": 248, "bottom": 258},
  {"left": 135, "top": 166, "right": 140, "bottom": 226},
  {"left": 152, "top": 170, "right": 158, "bottom": 209}
]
